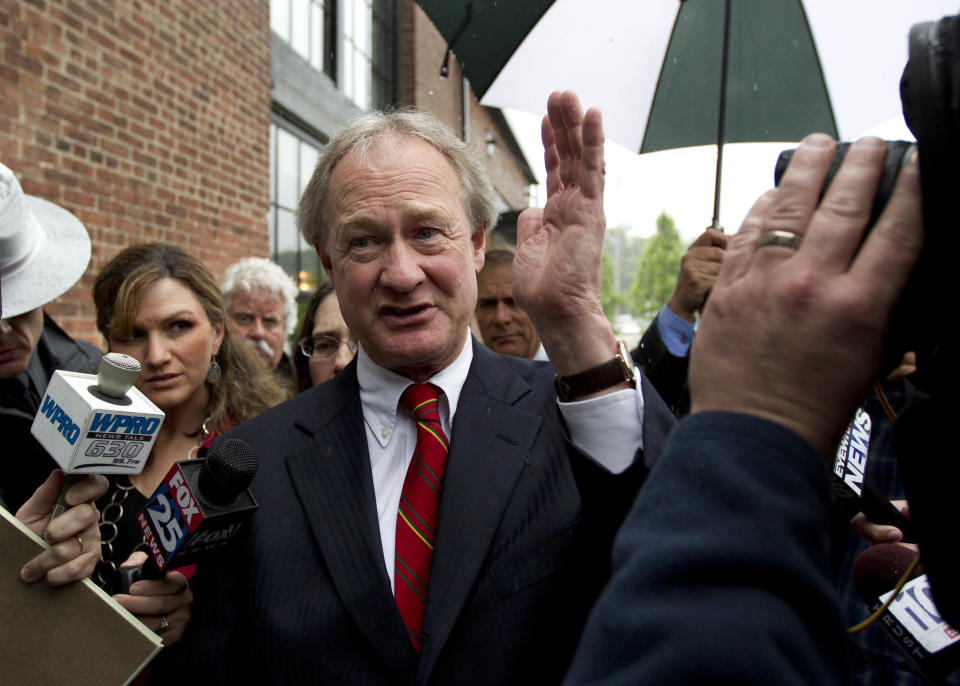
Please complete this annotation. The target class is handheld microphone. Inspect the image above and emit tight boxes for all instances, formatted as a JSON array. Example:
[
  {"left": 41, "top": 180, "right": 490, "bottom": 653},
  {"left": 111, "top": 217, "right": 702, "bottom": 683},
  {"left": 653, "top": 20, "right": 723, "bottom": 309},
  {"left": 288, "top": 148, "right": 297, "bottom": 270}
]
[
  {"left": 29, "top": 353, "right": 164, "bottom": 517},
  {"left": 833, "top": 407, "right": 914, "bottom": 541},
  {"left": 111, "top": 438, "right": 258, "bottom": 593},
  {"left": 30, "top": 353, "right": 164, "bottom": 473},
  {"left": 853, "top": 544, "right": 960, "bottom": 680}
]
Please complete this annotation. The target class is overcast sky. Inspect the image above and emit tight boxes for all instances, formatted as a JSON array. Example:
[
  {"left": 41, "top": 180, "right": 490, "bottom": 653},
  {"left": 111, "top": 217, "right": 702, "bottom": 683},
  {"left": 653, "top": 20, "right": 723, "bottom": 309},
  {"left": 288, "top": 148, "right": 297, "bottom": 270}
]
[
  {"left": 506, "top": 109, "right": 915, "bottom": 245},
  {"left": 493, "top": 0, "right": 948, "bottom": 243}
]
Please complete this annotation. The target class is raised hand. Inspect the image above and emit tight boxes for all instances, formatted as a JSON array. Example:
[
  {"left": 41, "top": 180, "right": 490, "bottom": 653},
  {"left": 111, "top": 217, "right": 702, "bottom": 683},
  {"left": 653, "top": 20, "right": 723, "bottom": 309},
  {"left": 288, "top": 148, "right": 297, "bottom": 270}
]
[{"left": 514, "top": 91, "right": 616, "bottom": 376}]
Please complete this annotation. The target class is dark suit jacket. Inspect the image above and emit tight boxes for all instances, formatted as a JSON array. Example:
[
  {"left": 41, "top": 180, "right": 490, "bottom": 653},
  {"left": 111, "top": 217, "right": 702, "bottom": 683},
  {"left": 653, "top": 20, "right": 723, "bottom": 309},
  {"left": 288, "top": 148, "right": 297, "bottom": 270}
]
[
  {"left": 565, "top": 412, "right": 850, "bottom": 685},
  {"left": 631, "top": 313, "right": 690, "bottom": 418},
  {"left": 0, "top": 313, "right": 101, "bottom": 512},
  {"left": 165, "top": 340, "right": 674, "bottom": 685}
]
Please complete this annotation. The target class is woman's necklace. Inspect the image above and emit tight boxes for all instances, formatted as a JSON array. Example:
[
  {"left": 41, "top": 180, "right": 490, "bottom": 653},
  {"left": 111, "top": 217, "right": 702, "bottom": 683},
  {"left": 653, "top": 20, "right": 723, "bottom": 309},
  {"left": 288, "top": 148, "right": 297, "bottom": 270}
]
[{"left": 93, "top": 416, "right": 211, "bottom": 588}]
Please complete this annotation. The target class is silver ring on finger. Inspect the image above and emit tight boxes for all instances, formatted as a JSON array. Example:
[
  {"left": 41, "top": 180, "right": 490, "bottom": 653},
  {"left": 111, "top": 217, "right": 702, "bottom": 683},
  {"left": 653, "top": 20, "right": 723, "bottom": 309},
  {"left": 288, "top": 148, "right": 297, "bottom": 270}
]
[
  {"left": 758, "top": 230, "right": 800, "bottom": 250},
  {"left": 76, "top": 535, "right": 83, "bottom": 553},
  {"left": 158, "top": 615, "right": 170, "bottom": 634}
]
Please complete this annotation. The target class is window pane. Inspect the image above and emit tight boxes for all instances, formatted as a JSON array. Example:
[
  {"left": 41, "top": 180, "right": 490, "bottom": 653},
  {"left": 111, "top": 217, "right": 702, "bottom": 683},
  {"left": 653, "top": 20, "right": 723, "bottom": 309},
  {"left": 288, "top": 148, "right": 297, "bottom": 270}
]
[
  {"left": 342, "top": 45, "right": 354, "bottom": 101},
  {"left": 268, "top": 205, "right": 277, "bottom": 257},
  {"left": 354, "top": 53, "right": 371, "bottom": 110},
  {"left": 270, "top": 0, "right": 289, "bottom": 41},
  {"left": 343, "top": 0, "right": 354, "bottom": 41},
  {"left": 276, "top": 128, "right": 300, "bottom": 209},
  {"left": 310, "top": 2, "right": 325, "bottom": 71},
  {"left": 276, "top": 207, "right": 298, "bottom": 255},
  {"left": 354, "top": 0, "right": 371, "bottom": 55},
  {"left": 269, "top": 123, "right": 277, "bottom": 204},
  {"left": 291, "top": 0, "right": 309, "bottom": 58},
  {"left": 299, "top": 143, "right": 318, "bottom": 196}
]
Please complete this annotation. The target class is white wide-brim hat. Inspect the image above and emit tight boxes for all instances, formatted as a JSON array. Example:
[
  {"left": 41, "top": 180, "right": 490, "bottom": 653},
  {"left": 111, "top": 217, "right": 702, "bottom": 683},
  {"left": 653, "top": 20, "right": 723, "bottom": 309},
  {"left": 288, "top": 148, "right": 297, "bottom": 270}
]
[{"left": 0, "top": 163, "right": 91, "bottom": 319}]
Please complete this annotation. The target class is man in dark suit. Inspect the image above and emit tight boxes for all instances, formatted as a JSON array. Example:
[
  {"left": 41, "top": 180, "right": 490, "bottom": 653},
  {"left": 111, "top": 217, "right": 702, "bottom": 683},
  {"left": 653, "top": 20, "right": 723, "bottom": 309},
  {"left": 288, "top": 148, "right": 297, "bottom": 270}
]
[{"left": 168, "top": 91, "right": 674, "bottom": 684}]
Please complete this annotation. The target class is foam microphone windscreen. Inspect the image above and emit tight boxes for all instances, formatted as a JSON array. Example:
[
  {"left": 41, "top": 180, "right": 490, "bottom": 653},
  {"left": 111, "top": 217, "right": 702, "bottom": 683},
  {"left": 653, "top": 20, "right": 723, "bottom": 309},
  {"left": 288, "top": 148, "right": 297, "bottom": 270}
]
[
  {"left": 198, "top": 438, "right": 259, "bottom": 505},
  {"left": 852, "top": 543, "right": 924, "bottom": 602}
]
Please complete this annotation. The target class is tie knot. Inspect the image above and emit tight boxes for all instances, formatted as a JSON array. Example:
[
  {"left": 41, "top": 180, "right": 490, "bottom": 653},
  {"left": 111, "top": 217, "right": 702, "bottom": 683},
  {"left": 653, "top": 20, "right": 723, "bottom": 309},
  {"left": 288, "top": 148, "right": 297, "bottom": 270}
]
[{"left": 400, "top": 383, "right": 441, "bottom": 419}]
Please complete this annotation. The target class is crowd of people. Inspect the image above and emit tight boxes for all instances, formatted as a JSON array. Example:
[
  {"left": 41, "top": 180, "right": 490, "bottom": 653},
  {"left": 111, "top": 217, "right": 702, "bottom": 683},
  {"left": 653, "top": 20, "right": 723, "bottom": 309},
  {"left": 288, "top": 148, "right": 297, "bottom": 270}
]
[{"left": 0, "top": 83, "right": 946, "bottom": 685}]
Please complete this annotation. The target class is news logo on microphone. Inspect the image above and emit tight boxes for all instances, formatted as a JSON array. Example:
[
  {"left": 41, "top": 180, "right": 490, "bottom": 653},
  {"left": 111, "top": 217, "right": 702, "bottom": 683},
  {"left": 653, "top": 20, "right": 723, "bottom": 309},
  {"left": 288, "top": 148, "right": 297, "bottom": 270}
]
[
  {"left": 137, "top": 444, "right": 258, "bottom": 573},
  {"left": 871, "top": 574, "right": 960, "bottom": 679},
  {"left": 30, "top": 368, "right": 163, "bottom": 474},
  {"left": 833, "top": 407, "right": 872, "bottom": 498}
]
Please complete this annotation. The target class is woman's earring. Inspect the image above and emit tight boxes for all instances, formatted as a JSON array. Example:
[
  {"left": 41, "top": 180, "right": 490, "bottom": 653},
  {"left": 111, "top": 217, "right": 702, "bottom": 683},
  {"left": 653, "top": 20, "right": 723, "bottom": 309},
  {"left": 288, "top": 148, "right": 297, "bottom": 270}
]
[{"left": 206, "top": 356, "right": 222, "bottom": 384}]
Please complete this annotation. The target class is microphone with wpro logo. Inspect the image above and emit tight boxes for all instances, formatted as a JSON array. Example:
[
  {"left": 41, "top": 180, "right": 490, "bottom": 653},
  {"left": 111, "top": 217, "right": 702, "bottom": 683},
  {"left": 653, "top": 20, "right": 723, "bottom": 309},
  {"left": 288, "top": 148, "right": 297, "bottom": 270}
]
[
  {"left": 111, "top": 438, "right": 259, "bottom": 593},
  {"left": 29, "top": 352, "right": 164, "bottom": 517}
]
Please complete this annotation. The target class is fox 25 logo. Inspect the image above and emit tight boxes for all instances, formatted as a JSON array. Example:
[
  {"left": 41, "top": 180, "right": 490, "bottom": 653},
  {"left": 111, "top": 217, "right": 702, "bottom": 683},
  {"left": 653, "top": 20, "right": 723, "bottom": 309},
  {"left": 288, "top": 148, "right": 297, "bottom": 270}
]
[{"left": 143, "top": 467, "right": 203, "bottom": 557}]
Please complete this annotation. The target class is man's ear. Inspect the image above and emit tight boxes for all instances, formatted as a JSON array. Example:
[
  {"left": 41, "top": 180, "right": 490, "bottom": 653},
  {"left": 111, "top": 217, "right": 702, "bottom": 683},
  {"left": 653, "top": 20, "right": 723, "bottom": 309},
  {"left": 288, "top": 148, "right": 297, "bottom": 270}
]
[{"left": 472, "top": 225, "right": 487, "bottom": 273}]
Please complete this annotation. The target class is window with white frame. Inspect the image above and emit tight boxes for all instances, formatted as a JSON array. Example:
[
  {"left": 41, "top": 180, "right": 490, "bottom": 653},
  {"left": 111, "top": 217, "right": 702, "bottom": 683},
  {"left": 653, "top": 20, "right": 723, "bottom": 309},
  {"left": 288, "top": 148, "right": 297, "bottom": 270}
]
[
  {"left": 271, "top": 0, "right": 333, "bottom": 77},
  {"left": 269, "top": 120, "right": 324, "bottom": 294},
  {"left": 271, "top": 0, "right": 393, "bottom": 110}
]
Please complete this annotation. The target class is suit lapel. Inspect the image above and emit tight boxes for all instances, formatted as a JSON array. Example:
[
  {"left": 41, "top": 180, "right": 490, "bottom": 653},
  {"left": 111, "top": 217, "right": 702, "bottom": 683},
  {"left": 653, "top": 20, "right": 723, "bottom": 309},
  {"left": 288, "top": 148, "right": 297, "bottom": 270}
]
[
  {"left": 418, "top": 343, "right": 543, "bottom": 678},
  {"left": 285, "top": 365, "right": 417, "bottom": 678}
]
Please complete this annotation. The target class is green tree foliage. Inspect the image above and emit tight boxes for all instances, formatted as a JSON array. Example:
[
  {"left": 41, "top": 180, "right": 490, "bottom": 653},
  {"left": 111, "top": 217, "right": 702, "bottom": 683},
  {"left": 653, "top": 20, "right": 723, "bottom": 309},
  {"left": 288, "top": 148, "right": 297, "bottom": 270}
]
[
  {"left": 629, "top": 212, "right": 684, "bottom": 319},
  {"left": 603, "top": 225, "right": 646, "bottom": 294}
]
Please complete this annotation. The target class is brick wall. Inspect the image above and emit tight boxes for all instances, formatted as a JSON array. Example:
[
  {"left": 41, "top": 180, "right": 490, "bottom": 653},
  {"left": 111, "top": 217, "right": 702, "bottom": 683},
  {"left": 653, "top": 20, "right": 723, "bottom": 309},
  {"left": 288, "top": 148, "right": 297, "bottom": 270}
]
[
  {"left": 468, "top": 103, "right": 535, "bottom": 211},
  {"left": 397, "top": 0, "right": 533, "bottom": 212},
  {"left": 0, "top": 0, "right": 272, "bottom": 345}
]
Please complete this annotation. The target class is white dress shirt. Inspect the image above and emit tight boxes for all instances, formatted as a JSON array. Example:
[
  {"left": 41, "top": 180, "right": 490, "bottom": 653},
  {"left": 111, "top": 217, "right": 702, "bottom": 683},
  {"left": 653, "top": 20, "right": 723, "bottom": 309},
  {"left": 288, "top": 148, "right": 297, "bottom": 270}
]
[{"left": 357, "top": 330, "right": 645, "bottom": 589}]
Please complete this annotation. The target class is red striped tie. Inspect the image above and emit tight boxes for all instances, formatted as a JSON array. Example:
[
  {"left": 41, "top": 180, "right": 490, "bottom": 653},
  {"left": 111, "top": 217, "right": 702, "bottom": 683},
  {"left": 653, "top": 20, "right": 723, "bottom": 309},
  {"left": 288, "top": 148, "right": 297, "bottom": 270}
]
[{"left": 395, "top": 383, "right": 449, "bottom": 651}]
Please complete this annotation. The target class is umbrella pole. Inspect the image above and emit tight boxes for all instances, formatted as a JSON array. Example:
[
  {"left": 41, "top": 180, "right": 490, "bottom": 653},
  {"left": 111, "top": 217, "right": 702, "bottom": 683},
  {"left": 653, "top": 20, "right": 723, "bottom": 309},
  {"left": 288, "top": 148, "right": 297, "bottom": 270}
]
[{"left": 712, "top": 0, "right": 733, "bottom": 231}]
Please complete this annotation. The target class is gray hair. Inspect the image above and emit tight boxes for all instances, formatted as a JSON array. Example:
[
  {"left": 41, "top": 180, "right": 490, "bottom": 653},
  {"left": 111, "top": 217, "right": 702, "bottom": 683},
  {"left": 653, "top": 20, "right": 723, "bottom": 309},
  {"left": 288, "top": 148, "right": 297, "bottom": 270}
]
[
  {"left": 221, "top": 257, "right": 299, "bottom": 337},
  {"left": 297, "top": 107, "right": 501, "bottom": 249}
]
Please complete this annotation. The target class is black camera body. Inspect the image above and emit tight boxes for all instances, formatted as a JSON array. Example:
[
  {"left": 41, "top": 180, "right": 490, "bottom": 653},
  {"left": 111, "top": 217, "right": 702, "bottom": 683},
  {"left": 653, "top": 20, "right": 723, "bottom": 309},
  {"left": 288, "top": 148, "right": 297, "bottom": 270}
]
[
  {"left": 775, "top": 14, "right": 960, "bottom": 628},
  {"left": 773, "top": 16, "right": 960, "bottom": 381}
]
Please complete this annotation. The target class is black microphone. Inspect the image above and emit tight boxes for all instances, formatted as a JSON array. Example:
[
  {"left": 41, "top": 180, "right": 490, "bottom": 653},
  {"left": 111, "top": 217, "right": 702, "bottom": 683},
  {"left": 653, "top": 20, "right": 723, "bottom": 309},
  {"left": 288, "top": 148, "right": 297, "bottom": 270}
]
[
  {"left": 832, "top": 407, "right": 914, "bottom": 541},
  {"left": 110, "top": 438, "right": 258, "bottom": 593},
  {"left": 853, "top": 544, "right": 960, "bottom": 680}
]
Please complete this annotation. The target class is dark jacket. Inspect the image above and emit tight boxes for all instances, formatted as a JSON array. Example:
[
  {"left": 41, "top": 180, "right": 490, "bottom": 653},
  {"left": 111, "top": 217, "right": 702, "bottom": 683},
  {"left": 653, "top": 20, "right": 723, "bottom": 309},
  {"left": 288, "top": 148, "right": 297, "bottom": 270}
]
[
  {"left": 565, "top": 412, "right": 849, "bottom": 684},
  {"left": 164, "top": 340, "right": 675, "bottom": 685},
  {"left": 631, "top": 313, "right": 690, "bottom": 417},
  {"left": 0, "top": 313, "right": 102, "bottom": 512}
]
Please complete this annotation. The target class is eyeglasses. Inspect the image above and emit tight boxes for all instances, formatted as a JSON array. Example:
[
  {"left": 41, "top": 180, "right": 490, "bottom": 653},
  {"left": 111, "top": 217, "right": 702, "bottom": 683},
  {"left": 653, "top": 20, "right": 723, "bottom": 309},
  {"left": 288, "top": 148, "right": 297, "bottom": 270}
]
[{"left": 298, "top": 334, "right": 358, "bottom": 359}]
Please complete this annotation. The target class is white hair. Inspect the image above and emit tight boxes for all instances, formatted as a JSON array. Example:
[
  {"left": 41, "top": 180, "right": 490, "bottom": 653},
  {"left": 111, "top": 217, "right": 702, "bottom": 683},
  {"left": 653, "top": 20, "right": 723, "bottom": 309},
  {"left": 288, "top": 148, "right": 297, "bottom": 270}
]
[
  {"left": 221, "top": 257, "right": 299, "bottom": 337},
  {"left": 297, "top": 107, "right": 501, "bottom": 249}
]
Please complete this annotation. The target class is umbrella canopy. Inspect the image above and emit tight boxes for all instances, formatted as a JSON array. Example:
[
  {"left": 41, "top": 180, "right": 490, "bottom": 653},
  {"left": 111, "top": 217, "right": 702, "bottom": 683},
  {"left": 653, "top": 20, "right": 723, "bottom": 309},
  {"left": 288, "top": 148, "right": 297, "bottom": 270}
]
[
  {"left": 419, "top": 0, "right": 958, "bottom": 152},
  {"left": 418, "top": 0, "right": 956, "bottom": 225}
]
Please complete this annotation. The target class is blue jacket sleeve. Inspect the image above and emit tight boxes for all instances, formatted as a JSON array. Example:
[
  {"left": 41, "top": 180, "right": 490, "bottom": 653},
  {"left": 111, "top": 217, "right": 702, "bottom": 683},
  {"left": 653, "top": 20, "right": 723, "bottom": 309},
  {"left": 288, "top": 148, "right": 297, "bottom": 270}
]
[{"left": 564, "top": 412, "right": 851, "bottom": 685}]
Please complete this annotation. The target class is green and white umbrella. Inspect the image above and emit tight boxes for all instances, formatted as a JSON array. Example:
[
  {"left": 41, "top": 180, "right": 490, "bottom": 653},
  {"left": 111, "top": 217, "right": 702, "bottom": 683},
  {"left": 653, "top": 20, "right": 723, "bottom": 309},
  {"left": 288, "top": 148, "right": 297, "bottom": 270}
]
[{"left": 417, "top": 0, "right": 956, "bottom": 226}]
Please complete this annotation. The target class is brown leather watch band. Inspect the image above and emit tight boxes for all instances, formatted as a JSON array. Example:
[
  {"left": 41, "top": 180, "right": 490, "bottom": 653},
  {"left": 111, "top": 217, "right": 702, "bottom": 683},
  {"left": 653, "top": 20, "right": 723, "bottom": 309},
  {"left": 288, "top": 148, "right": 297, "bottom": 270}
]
[{"left": 553, "top": 341, "right": 637, "bottom": 402}]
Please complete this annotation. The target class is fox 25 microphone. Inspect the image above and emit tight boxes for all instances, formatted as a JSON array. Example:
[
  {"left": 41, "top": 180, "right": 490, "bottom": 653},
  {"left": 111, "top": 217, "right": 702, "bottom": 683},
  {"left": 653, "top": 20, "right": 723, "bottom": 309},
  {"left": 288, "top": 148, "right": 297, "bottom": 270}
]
[
  {"left": 111, "top": 438, "right": 259, "bottom": 593},
  {"left": 29, "top": 352, "right": 164, "bottom": 517}
]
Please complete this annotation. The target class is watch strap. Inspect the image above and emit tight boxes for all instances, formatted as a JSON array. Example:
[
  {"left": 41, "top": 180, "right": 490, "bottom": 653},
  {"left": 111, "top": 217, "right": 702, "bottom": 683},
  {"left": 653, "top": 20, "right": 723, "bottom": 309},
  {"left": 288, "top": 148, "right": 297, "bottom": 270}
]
[{"left": 554, "top": 341, "right": 637, "bottom": 402}]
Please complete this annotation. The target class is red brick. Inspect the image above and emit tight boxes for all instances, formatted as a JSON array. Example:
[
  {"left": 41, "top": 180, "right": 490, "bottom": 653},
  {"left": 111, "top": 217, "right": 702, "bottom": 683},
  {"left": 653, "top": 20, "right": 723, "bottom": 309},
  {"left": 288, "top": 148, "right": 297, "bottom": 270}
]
[{"left": 3, "top": 0, "right": 272, "bottom": 340}]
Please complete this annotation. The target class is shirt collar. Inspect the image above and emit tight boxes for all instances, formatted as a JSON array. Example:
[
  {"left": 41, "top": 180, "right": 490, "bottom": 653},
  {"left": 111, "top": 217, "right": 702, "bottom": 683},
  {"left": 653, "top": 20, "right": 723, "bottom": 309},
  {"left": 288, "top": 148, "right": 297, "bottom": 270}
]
[{"left": 357, "top": 329, "right": 474, "bottom": 448}]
